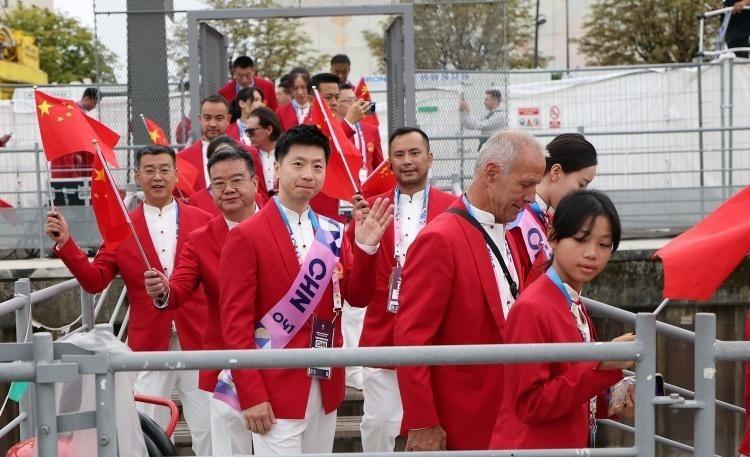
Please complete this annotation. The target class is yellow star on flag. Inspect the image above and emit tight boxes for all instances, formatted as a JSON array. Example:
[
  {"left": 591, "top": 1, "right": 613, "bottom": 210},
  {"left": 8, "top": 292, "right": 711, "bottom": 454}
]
[
  {"left": 148, "top": 129, "right": 161, "bottom": 142},
  {"left": 93, "top": 168, "right": 105, "bottom": 181},
  {"left": 65, "top": 111, "right": 72, "bottom": 118},
  {"left": 57, "top": 116, "right": 64, "bottom": 123},
  {"left": 38, "top": 100, "right": 53, "bottom": 116}
]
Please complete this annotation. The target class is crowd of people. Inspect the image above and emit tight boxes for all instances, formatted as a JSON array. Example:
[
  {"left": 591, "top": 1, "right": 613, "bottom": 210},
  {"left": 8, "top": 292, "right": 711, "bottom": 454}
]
[{"left": 43, "top": 53, "right": 639, "bottom": 455}]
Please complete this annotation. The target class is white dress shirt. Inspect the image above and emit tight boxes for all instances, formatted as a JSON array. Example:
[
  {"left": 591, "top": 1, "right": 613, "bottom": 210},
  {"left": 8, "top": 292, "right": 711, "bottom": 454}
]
[
  {"left": 144, "top": 199, "right": 178, "bottom": 277},
  {"left": 563, "top": 283, "right": 591, "bottom": 342},
  {"left": 259, "top": 149, "right": 276, "bottom": 192},
  {"left": 201, "top": 140, "right": 210, "bottom": 188},
  {"left": 465, "top": 201, "right": 519, "bottom": 318},
  {"left": 394, "top": 187, "right": 427, "bottom": 265}
]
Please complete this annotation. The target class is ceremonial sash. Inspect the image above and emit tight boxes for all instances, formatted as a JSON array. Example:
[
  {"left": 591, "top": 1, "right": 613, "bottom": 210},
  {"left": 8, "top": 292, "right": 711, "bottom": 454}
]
[
  {"left": 509, "top": 203, "right": 552, "bottom": 263},
  {"left": 214, "top": 201, "right": 343, "bottom": 410}
]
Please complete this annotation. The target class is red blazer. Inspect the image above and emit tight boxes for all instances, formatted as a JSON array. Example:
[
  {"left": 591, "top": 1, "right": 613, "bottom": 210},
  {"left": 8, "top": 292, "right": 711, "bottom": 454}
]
[
  {"left": 218, "top": 76, "right": 278, "bottom": 111},
  {"left": 507, "top": 204, "right": 550, "bottom": 288},
  {"left": 56, "top": 202, "right": 213, "bottom": 352},
  {"left": 177, "top": 141, "right": 268, "bottom": 197},
  {"left": 275, "top": 103, "right": 313, "bottom": 132},
  {"left": 341, "top": 121, "right": 384, "bottom": 175},
  {"left": 490, "top": 274, "right": 622, "bottom": 449},
  {"left": 226, "top": 121, "right": 242, "bottom": 142},
  {"left": 346, "top": 186, "right": 455, "bottom": 353},
  {"left": 167, "top": 215, "right": 230, "bottom": 391},
  {"left": 219, "top": 201, "right": 377, "bottom": 418},
  {"left": 394, "top": 198, "right": 522, "bottom": 450}
]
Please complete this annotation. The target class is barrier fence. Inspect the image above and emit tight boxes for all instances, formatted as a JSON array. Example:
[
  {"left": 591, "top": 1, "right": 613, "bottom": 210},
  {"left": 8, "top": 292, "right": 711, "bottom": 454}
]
[{"left": 0, "top": 276, "right": 746, "bottom": 456}]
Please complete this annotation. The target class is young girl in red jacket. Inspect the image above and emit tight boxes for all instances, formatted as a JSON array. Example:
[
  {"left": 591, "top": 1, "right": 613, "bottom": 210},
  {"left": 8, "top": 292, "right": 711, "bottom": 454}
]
[{"left": 490, "top": 189, "right": 635, "bottom": 449}]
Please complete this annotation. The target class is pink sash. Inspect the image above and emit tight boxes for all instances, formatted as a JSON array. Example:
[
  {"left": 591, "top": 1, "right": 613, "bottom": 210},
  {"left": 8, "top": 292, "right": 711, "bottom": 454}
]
[{"left": 509, "top": 205, "right": 552, "bottom": 263}]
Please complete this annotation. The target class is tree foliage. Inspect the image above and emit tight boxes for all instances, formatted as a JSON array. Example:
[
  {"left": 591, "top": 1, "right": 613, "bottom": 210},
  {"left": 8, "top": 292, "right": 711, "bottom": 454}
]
[
  {"left": 363, "top": 1, "right": 545, "bottom": 71},
  {"left": 578, "top": 0, "right": 716, "bottom": 65},
  {"left": 3, "top": 5, "right": 117, "bottom": 83},
  {"left": 168, "top": 0, "right": 329, "bottom": 81}
]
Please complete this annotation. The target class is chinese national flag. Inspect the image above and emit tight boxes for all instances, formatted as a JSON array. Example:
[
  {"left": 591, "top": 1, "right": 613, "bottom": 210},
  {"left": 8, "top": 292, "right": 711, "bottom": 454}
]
[
  {"left": 308, "top": 95, "right": 361, "bottom": 202},
  {"left": 91, "top": 154, "right": 131, "bottom": 250},
  {"left": 361, "top": 159, "right": 397, "bottom": 199},
  {"left": 142, "top": 116, "right": 170, "bottom": 146},
  {"left": 654, "top": 186, "right": 750, "bottom": 300},
  {"left": 35, "top": 90, "right": 120, "bottom": 167},
  {"left": 355, "top": 77, "right": 379, "bottom": 127}
]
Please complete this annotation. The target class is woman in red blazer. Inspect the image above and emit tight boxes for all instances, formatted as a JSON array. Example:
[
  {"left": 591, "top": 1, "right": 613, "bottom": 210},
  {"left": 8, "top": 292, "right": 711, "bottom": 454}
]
[
  {"left": 508, "top": 133, "right": 598, "bottom": 287},
  {"left": 491, "top": 189, "right": 634, "bottom": 450}
]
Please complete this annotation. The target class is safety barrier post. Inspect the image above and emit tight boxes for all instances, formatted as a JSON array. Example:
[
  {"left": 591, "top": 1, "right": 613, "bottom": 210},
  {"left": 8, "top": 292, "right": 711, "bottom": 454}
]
[
  {"left": 694, "top": 313, "right": 716, "bottom": 456},
  {"left": 14, "top": 278, "right": 34, "bottom": 440},
  {"left": 80, "top": 288, "right": 95, "bottom": 332},
  {"left": 634, "top": 313, "right": 656, "bottom": 457},
  {"left": 32, "top": 333, "right": 58, "bottom": 456},
  {"left": 95, "top": 369, "right": 118, "bottom": 457}
]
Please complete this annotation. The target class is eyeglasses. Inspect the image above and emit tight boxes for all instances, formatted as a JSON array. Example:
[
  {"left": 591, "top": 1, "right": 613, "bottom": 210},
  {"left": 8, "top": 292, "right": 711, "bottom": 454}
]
[
  {"left": 211, "top": 175, "right": 253, "bottom": 191},
  {"left": 141, "top": 167, "right": 175, "bottom": 177}
]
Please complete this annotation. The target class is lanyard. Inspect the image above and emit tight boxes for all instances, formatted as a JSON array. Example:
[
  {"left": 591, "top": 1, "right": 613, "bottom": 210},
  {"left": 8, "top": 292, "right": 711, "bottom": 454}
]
[
  {"left": 529, "top": 200, "right": 548, "bottom": 226},
  {"left": 291, "top": 100, "right": 308, "bottom": 124},
  {"left": 354, "top": 123, "right": 367, "bottom": 166},
  {"left": 393, "top": 187, "right": 429, "bottom": 264}
]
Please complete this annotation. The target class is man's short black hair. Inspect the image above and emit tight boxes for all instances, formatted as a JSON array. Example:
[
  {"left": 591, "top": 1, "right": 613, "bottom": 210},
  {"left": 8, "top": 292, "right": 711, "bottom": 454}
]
[
  {"left": 232, "top": 56, "right": 254, "bottom": 69},
  {"left": 206, "top": 135, "right": 238, "bottom": 160},
  {"left": 250, "top": 106, "right": 283, "bottom": 141},
  {"left": 135, "top": 144, "right": 175, "bottom": 168},
  {"left": 388, "top": 127, "right": 430, "bottom": 151},
  {"left": 201, "top": 94, "right": 230, "bottom": 110},
  {"left": 339, "top": 82, "right": 355, "bottom": 91},
  {"left": 207, "top": 145, "right": 256, "bottom": 178},
  {"left": 310, "top": 73, "right": 341, "bottom": 92},
  {"left": 486, "top": 89, "right": 503, "bottom": 102},
  {"left": 330, "top": 54, "right": 351, "bottom": 66},
  {"left": 275, "top": 125, "right": 331, "bottom": 163},
  {"left": 82, "top": 87, "right": 100, "bottom": 100},
  {"left": 278, "top": 74, "right": 292, "bottom": 91}
]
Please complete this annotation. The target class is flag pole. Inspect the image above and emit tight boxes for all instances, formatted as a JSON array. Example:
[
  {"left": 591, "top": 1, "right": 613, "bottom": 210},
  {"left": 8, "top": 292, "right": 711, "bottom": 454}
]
[
  {"left": 312, "top": 86, "right": 360, "bottom": 193},
  {"left": 92, "top": 139, "right": 152, "bottom": 271},
  {"left": 652, "top": 298, "right": 670, "bottom": 317}
]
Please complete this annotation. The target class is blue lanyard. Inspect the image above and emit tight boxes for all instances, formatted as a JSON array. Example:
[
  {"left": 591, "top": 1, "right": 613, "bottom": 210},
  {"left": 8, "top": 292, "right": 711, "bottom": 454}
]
[
  {"left": 545, "top": 266, "right": 572, "bottom": 306},
  {"left": 273, "top": 197, "right": 319, "bottom": 261},
  {"left": 529, "top": 200, "right": 546, "bottom": 222}
]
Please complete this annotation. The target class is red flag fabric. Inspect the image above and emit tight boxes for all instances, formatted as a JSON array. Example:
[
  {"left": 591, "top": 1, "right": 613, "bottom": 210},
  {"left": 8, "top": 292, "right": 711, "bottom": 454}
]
[
  {"left": 91, "top": 154, "right": 130, "bottom": 250},
  {"left": 35, "top": 90, "right": 120, "bottom": 167},
  {"left": 142, "top": 116, "right": 170, "bottom": 146},
  {"left": 307, "top": 94, "right": 361, "bottom": 202},
  {"left": 361, "top": 159, "right": 397, "bottom": 199},
  {"left": 355, "top": 77, "right": 380, "bottom": 127},
  {"left": 654, "top": 186, "right": 750, "bottom": 300},
  {"left": 175, "top": 156, "right": 199, "bottom": 197}
]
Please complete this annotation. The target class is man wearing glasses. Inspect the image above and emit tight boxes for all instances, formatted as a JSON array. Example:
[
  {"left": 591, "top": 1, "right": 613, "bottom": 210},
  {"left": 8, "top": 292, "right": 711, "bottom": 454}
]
[
  {"left": 45, "top": 145, "right": 214, "bottom": 456},
  {"left": 144, "top": 145, "right": 260, "bottom": 455},
  {"left": 245, "top": 106, "right": 283, "bottom": 197}
]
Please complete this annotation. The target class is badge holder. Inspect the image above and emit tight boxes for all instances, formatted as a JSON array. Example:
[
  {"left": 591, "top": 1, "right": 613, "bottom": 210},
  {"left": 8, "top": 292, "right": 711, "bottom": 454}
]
[
  {"left": 308, "top": 315, "right": 334, "bottom": 380},
  {"left": 338, "top": 199, "right": 353, "bottom": 217},
  {"left": 386, "top": 260, "right": 402, "bottom": 313}
]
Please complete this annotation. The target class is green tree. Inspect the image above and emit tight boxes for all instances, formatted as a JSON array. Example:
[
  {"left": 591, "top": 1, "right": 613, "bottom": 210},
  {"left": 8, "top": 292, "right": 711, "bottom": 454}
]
[
  {"left": 4, "top": 5, "right": 117, "bottom": 83},
  {"left": 362, "top": 1, "right": 545, "bottom": 71},
  {"left": 168, "top": 0, "right": 329, "bottom": 81},
  {"left": 578, "top": 0, "right": 716, "bottom": 65}
]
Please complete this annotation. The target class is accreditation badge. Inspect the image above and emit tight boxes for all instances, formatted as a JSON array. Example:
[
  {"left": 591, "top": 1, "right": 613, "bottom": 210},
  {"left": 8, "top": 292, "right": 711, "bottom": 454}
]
[
  {"left": 386, "top": 264, "right": 403, "bottom": 314},
  {"left": 338, "top": 199, "right": 353, "bottom": 217},
  {"left": 308, "top": 315, "right": 334, "bottom": 380},
  {"left": 359, "top": 167, "right": 368, "bottom": 184}
]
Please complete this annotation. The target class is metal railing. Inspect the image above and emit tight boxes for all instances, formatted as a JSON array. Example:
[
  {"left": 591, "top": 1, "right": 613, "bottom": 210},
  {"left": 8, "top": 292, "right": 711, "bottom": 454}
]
[{"left": 0, "top": 276, "right": 747, "bottom": 456}]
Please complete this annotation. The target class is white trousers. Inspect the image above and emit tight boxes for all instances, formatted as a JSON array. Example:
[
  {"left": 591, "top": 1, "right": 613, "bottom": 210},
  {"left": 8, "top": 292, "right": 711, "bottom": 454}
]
[
  {"left": 360, "top": 367, "right": 403, "bottom": 452},
  {"left": 210, "top": 396, "right": 254, "bottom": 456},
  {"left": 134, "top": 334, "right": 212, "bottom": 456},
  {"left": 252, "top": 380, "right": 337, "bottom": 455},
  {"left": 342, "top": 302, "right": 365, "bottom": 390}
]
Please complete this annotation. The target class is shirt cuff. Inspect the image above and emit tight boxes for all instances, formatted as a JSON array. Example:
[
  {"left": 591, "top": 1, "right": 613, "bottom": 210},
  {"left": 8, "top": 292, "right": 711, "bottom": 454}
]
[
  {"left": 355, "top": 240, "right": 379, "bottom": 255},
  {"left": 153, "top": 288, "right": 170, "bottom": 309}
]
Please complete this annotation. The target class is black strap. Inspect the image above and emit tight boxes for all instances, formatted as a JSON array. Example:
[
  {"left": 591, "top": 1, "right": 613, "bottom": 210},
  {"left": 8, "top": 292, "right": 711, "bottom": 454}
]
[{"left": 447, "top": 207, "right": 519, "bottom": 299}]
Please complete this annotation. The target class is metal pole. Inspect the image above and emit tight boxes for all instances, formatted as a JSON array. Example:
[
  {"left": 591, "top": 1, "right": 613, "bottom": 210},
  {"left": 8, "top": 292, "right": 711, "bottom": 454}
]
[
  {"left": 187, "top": 12, "right": 201, "bottom": 143},
  {"left": 32, "top": 333, "right": 58, "bottom": 457},
  {"left": 565, "top": 0, "right": 570, "bottom": 69},
  {"left": 533, "top": 0, "right": 541, "bottom": 67},
  {"left": 694, "top": 313, "right": 716, "bottom": 456},
  {"left": 697, "top": 61, "right": 705, "bottom": 189},
  {"left": 14, "top": 279, "right": 33, "bottom": 440},
  {"left": 728, "top": 56, "right": 734, "bottom": 188},
  {"left": 95, "top": 370, "right": 118, "bottom": 457},
  {"left": 34, "top": 144, "right": 45, "bottom": 259},
  {"left": 403, "top": 5, "right": 417, "bottom": 126},
  {"left": 634, "top": 313, "right": 656, "bottom": 457},
  {"left": 720, "top": 57, "right": 728, "bottom": 193},
  {"left": 80, "top": 288, "right": 95, "bottom": 332}
]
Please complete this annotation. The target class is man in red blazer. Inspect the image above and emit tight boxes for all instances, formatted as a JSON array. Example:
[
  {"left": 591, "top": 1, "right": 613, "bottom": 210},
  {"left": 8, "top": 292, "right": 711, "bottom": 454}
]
[
  {"left": 345, "top": 127, "right": 455, "bottom": 452},
  {"left": 45, "top": 145, "right": 214, "bottom": 456},
  {"left": 394, "top": 130, "right": 546, "bottom": 451},
  {"left": 177, "top": 97, "right": 268, "bottom": 198},
  {"left": 219, "top": 125, "right": 394, "bottom": 454},
  {"left": 218, "top": 55, "right": 278, "bottom": 111},
  {"left": 144, "top": 146, "right": 260, "bottom": 455},
  {"left": 275, "top": 70, "right": 312, "bottom": 131},
  {"left": 336, "top": 83, "right": 384, "bottom": 184}
]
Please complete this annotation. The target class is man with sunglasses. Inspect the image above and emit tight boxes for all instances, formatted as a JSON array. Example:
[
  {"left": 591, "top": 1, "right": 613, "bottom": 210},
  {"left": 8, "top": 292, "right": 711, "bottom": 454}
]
[
  {"left": 144, "top": 145, "right": 261, "bottom": 455},
  {"left": 245, "top": 106, "right": 283, "bottom": 197},
  {"left": 45, "top": 145, "right": 214, "bottom": 456}
]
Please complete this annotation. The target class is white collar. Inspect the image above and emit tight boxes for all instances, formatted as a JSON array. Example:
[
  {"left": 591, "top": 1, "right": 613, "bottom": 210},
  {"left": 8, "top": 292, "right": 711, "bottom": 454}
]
[
  {"left": 143, "top": 199, "right": 176, "bottom": 215},
  {"left": 398, "top": 187, "right": 427, "bottom": 203},
  {"left": 563, "top": 282, "right": 582, "bottom": 303},
  {"left": 225, "top": 203, "right": 258, "bottom": 229},
  {"left": 279, "top": 201, "right": 310, "bottom": 224},
  {"left": 535, "top": 193, "right": 549, "bottom": 213},
  {"left": 466, "top": 199, "right": 503, "bottom": 230},
  {"left": 260, "top": 148, "right": 275, "bottom": 157}
]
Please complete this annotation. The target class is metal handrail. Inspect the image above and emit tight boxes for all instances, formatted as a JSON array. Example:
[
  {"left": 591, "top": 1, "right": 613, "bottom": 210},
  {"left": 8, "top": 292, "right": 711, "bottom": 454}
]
[{"left": 0, "top": 412, "right": 27, "bottom": 439}]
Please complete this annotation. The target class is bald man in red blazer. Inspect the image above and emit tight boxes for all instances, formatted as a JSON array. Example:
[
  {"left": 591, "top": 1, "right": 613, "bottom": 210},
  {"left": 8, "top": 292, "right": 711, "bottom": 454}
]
[{"left": 394, "top": 130, "right": 545, "bottom": 451}]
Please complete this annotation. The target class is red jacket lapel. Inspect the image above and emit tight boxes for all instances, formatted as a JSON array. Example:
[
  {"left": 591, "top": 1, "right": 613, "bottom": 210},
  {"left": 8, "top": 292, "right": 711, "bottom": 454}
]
[{"left": 261, "top": 201, "right": 299, "bottom": 282}]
